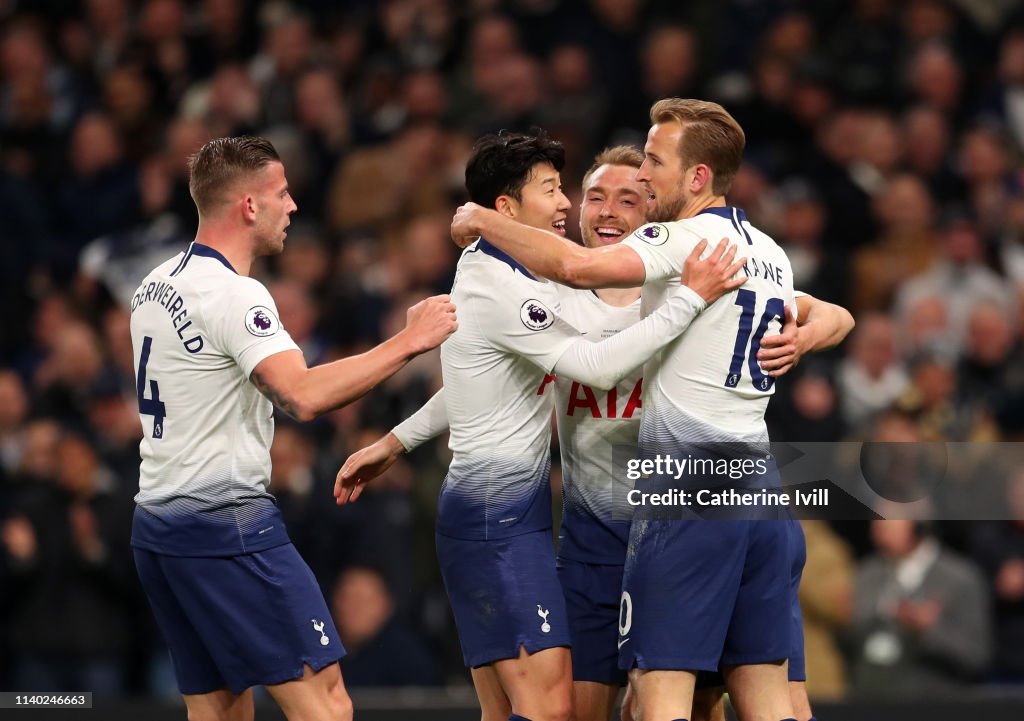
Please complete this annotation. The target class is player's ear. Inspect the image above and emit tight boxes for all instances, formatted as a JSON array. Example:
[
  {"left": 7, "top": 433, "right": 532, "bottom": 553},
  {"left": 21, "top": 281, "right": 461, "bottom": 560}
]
[
  {"left": 495, "top": 195, "right": 516, "bottom": 218},
  {"left": 690, "top": 164, "right": 712, "bottom": 194},
  {"left": 241, "top": 193, "right": 258, "bottom": 222}
]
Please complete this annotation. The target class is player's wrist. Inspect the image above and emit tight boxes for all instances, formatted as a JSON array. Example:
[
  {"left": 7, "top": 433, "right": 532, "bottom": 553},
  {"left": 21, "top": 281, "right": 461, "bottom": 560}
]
[
  {"left": 673, "top": 284, "right": 708, "bottom": 312},
  {"left": 476, "top": 207, "right": 506, "bottom": 238},
  {"left": 393, "top": 327, "right": 429, "bottom": 357},
  {"left": 795, "top": 323, "right": 816, "bottom": 355},
  {"left": 382, "top": 431, "right": 408, "bottom": 454}
]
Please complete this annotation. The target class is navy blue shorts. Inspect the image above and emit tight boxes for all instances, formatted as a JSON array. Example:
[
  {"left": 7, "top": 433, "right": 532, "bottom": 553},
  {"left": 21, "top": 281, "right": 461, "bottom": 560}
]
[
  {"left": 134, "top": 543, "right": 345, "bottom": 695},
  {"left": 787, "top": 519, "right": 807, "bottom": 682},
  {"left": 436, "top": 529, "right": 571, "bottom": 668},
  {"left": 557, "top": 558, "right": 628, "bottom": 686},
  {"left": 618, "top": 519, "right": 790, "bottom": 672},
  {"left": 676, "top": 521, "right": 808, "bottom": 688}
]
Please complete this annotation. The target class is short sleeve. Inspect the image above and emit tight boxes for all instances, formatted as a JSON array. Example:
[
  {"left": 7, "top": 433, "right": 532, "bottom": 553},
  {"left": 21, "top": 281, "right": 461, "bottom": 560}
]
[
  {"left": 621, "top": 222, "right": 705, "bottom": 284},
  {"left": 475, "top": 277, "right": 582, "bottom": 373},
  {"left": 207, "top": 278, "right": 301, "bottom": 378}
]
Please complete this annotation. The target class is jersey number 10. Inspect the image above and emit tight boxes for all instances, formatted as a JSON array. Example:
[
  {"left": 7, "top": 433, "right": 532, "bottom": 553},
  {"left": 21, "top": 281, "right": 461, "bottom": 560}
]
[
  {"left": 724, "top": 289, "right": 784, "bottom": 393},
  {"left": 137, "top": 335, "right": 167, "bottom": 438}
]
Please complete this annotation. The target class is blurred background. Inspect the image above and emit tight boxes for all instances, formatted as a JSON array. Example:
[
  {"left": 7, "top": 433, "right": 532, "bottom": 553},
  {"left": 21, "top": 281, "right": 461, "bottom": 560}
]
[{"left": 2, "top": 0, "right": 1024, "bottom": 716}]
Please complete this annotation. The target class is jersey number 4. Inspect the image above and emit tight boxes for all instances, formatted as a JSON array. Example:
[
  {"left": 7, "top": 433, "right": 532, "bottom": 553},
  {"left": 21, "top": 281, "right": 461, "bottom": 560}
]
[
  {"left": 725, "top": 289, "right": 784, "bottom": 392},
  {"left": 137, "top": 336, "right": 167, "bottom": 438}
]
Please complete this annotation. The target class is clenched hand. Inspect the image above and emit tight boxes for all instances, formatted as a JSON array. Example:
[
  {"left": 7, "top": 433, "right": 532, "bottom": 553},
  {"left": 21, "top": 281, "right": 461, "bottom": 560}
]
[{"left": 402, "top": 295, "right": 457, "bottom": 354}]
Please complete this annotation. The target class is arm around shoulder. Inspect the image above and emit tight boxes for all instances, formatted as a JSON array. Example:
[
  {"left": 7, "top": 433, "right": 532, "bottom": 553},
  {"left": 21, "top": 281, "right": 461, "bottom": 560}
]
[
  {"left": 557, "top": 243, "right": 647, "bottom": 290},
  {"left": 456, "top": 203, "right": 646, "bottom": 288}
]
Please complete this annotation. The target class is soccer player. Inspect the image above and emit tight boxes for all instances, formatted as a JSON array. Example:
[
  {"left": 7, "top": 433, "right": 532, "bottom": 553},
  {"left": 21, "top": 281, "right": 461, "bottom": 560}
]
[
  {"left": 449, "top": 99, "right": 807, "bottom": 721},
  {"left": 129, "top": 136, "right": 457, "bottom": 721},
  {"left": 340, "top": 142, "right": 852, "bottom": 721}
]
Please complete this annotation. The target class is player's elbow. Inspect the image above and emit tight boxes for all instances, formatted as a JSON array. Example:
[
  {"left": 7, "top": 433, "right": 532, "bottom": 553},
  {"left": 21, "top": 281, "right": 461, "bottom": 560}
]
[
  {"left": 825, "top": 306, "right": 856, "bottom": 349},
  {"left": 278, "top": 389, "right": 319, "bottom": 422},
  {"left": 252, "top": 365, "right": 319, "bottom": 422},
  {"left": 293, "top": 386, "right": 329, "bottom": 422},
  {"left": 282, "top": 401, "right": 317, "bottom": 423},
  {"left": 291, "top": 402, "right": 319, "bottom": 423}
]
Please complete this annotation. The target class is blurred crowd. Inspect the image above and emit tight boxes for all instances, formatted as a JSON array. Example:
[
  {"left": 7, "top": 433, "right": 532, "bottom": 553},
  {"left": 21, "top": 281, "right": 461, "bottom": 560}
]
[{"left": 2, "top": 0, "right": 1024, "bottom": 702}]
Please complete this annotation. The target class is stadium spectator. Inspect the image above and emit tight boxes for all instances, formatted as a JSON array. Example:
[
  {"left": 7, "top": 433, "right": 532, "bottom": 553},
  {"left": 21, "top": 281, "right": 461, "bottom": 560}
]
[
  {"left": 837, "top": 314, "right": 910, "bottom": 430},
  {"left": 250, "top": 10, "right": 317, "bottom": 128},
  {"left": 852, "top": 173, "right": 937, "bottom": 312},
  {"left": 901, "top": 348, "right": 984, "bottom": 441},
  {"left": 325, "top": 121, "right": 462, "bottom": 234},
  {"left": 0, "top": 370, "right": 30, "bottom": 484},
  {"left": 2, "top": 428, "right": 134, "bottom": 697},
  {"left": 267, "top": 279, "right": 329, "bottom": 366},
  {"left": 536, "top": 44, "right": 607, "bottom": 165},
  {"left": 136, "top": 0, "right": 193, "bottom": 110},
  {"left": 767, "top": 365, "right": 846, "bottom": 443},
  {"left": 958, "top": 301, "right": 1024, "bottom": 409},
  {"left": 799, "top": 108, "right": 877, "bottom": 251},
  {"left": 977, "top": 28, "right": 1024, "bottom": 150},
  {"left": 901, "top": 104, "right": 962, "bottom": 205},
  {"left": 102, "top": 63, "right": 162, "bottom": 163},
  {"left": 774, "top": 178, "right": 847, "bottom": 304},
  {"left": 956, "top": 125, "right": 1023, "bottom": 240},
  {"left": 904, "top": 43, "right": 967, "bottom": 124},
  {"left": 607, "top": 24, "right": 703, "bottom": 142},
  {"left": 54, "top": 113, "right": 143, "bottom": 266},
  {"left": 331, "top": 566, "right": 442, "bottom": 687},
  {"left": 850, "top": 519, "right": 992, "bottom": 698},
  {"left": 895, "top": 206, "right": 1010, "bottom": 346}
]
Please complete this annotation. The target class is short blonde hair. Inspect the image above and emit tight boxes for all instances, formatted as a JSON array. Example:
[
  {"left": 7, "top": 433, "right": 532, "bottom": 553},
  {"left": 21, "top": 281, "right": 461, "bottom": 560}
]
[
  {"left": 649, "top": 98, "right": 745, "bottom": 196},
  {"left": 582, "top": 145, "right": 644, "bottom": 188},
  {"left": 188, "top": 136, "right": 280, "bottom": 215}
]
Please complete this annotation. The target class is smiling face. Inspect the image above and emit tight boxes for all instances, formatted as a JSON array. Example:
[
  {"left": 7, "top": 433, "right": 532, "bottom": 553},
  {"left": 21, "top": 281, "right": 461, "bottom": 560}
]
[
  {"left": 501, "top": 161, "right": 570, "bottom": 235},
  {"left": 579, "top": 163, "right": 647, "bottom": 248},
  {"left": 636, "top": 121, "right": 689, "bottom": 223},
  {"left": 251, "top": 160, "right": 297, "bottom": 256}
]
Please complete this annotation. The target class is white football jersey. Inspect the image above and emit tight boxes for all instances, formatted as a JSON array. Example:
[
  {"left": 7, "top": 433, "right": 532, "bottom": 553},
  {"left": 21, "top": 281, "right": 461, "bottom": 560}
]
[
  {"left": 438, "top": 240, "right": 583, "bottom": 541},
  {"left": 129, "top": 242, "right": 299, "bottom": 555},
  {"left": 622, "top": 207, "right": 796, "bottom": 443},
  {"left": 546, "top": 286, "right": 641, "bottom": 563}
]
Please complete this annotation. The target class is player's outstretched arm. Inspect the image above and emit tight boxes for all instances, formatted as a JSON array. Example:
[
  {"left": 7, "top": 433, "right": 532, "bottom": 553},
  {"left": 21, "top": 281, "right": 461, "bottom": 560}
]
[
  {"left": 451, "top": 202, "right": 647, "bottom": 289},
  {"left": 334, "top": 389, "right": 450, "bottom": 505},
  {"left": 553, "top": 239, "right": 746, "bottom": 391},
  {"left": 757, "top": 294, "right": 855, "bottom": 377},
  {"left": 251, "top": 295, "right": 456, "bottom": 422}
]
